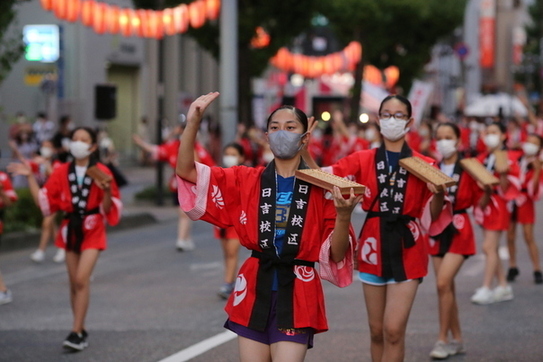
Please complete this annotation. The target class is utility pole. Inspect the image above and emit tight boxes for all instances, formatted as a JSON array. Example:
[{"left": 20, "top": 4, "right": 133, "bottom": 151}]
[{"left": 219, "top": 0, "right": 238, "bottom": 147}]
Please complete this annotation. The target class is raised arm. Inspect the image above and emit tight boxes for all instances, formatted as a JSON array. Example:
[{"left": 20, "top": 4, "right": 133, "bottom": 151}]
[
  {"left": 176, "top": 92, "right": 220, "bottom": 183},
  {"left": 7, "top": 162, "right": 41, "bottom": 206}
]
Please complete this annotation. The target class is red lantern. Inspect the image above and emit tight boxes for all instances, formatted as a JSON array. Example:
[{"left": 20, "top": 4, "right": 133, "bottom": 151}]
[
  {"left": 136, "top": 9, "right": 148, "bottom": 37},
  {"left": 162, "top": 8, "right": 175, "bottom": 36},
  {"left": 205, "top": 0, "right": 220, "bottom": 20},
  {"left": 173, "top": 4, "right": 189, "bottom": 34},
  {"left": 119, "top": 8, "right": 132, "bottom": 37},
  {"left": 81, "top": 0, "right": 95, "bottom": 27},
  {"left": 189, "top": 0, "right": 206, "bottom": 29},
  {"left": 364, "top": 65, "right": 383, "bottom": 86},
  {"left": 40, "top": 0, "right": 53, "bottom": 11},
  {"left": 148, "top": 10, "right": 164, "bottom": 39},
  {"left": 53, "top": 0, "right": 68, "bottom": 20},
  {"left": 384, "top": 66, "right": 400, "bottom": 89},
  {"left": 106, "top": 5, "right": 120, "bottom": 34},
  {"left": 65, "top": 0, "right": 81, "bottom": 22},
  {"left": 92, "top": 2, "right": 107, "bottom": 34}
]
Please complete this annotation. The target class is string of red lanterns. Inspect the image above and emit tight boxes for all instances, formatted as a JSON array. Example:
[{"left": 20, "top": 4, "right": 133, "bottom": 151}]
[
  {"left": 270, "top": 41, "right": 362, "bottom": 78},
  {"left": 39, "top": 0, "right": 220, "bottom": 38}
]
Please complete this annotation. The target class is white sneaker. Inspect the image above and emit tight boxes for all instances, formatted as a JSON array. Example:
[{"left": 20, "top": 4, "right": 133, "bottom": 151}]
[
  {"left": 176, "top": 239, "right": 195, "bottom": 251},
  {"left": 53, "top": 248, "right": 65, "bottom": 263},
  {"left": 0, "top": 290, "right": 13, "bottom": 305},
  {"left": 429, "top": 340, "right": 449, "bottom": 359},
  {"left": 30, "top": 249, "right": 45, "bottom": 263},
  {"left": 447, "top": 339, "right": 466, "bottom": 356},
  {"left": 471, "top": 286, "right": 495, "bottom": 305},
  {"left": 493, "top": 285, "right": 514, "bottom": 302}
]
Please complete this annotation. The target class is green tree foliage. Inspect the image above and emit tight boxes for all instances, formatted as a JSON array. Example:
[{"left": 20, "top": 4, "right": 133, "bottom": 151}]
[
  {"left": 318, "top": 0, "right": 465, "bottom": 122},
  {"left": 521, "top": 0, "right": 543, "bottom": 97},
  {"left": 0, "top": 0, "right": 26, "bottom": 85}
]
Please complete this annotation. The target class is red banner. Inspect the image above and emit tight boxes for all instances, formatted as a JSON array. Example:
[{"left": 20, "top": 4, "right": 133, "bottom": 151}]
[{"left": 479, "top": 0, "right": 495, "bottom": 68}]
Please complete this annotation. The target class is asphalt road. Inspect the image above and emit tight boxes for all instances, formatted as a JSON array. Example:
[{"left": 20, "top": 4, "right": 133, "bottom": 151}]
[{"left": 1, "top": 207, "right": 543, "bottom": 361}]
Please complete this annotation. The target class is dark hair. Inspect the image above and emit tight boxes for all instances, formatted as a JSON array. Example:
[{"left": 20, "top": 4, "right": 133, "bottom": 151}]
[
  {"left": 436, "top": 122, "right": 461, "bottom": 139},
  {"left": 266, "top": 105, "right": 308, "bottom": 133},
  {"left": 488, "top": 121, "right": 507, "bottom": 134},
  {"left": 224, "top": 142, "right": 245, "bottom": 157},
  {"left": 37, "top": 112, "right": 47, "bottom": 119},
  {"left": 527, "top": 133, "right": 543, "bottom": 151},
  {"left": 59, "top": 115, "right": 71, "bottom": 125},
  {"left": 378, "top": 94, "right": 412, "bottom": 118},
  {"left": 70, "top": 127, "right": 98, "bottom": 144}
]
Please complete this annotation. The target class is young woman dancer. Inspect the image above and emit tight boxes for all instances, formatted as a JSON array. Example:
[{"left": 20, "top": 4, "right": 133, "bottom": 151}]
[
  {"left": 471, "top": 122, "right": 521, "bottom": 304},
  {"left": 177, "top": 92, "right": 361, "bottom": 361},
  {"left": 309, "top": 95, "right": 451, "bottom": 362},
  {"left": 8, "top": 127, "right": 122, "bottom": 351},
  {"left": 428, "top": 122, "right": 491, "bottom": 359},
  {"left": 506, "top": 134, "right": 543, "bottom": 284}
]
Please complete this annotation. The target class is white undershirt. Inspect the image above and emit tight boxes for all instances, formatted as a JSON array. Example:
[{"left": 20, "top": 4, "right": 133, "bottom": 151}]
[
  {"left": 440, "top": 163, "right": 455, "bottom": 177},
  {"left": 75, "top": 165, "right": 87, "bottom": 186}
]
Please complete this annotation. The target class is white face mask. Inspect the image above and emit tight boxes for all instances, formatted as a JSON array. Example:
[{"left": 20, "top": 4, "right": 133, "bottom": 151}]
[
  {"left": 365, "top": 128, "right": 376, "bottom": 141},
  {"left": 69, "top": 141, "right": 92, "bottom": 160},
  {"left": 484, "top": 134, "right": 501, "bottom": 149},
  {"left": 522, "top": 142, "right": 539, "bottom": 156},
  {"left": 379, "top": 117, "right": 409, "bottom": 142},
  {"left": 436, "top": 139, "right": 457, "bottom": 159},
  {"left": 222, "top": 155, "right": 239, "bottom": 168},
  {"left": 40, "top": 147, "right": 54, "bottom": 159}
]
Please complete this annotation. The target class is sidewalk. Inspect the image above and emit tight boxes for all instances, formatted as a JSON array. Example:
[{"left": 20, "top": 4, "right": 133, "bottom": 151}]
[{"left": 1, "top": 164, "right": 179, "bottom": 252}]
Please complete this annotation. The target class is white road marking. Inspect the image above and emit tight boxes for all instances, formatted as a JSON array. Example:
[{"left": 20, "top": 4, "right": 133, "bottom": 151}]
[{"left": 157, "top": 330, "right": 237, "bottom": 362}]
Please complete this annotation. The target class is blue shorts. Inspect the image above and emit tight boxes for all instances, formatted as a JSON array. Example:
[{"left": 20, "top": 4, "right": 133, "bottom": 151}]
[
  {"left": 358, "top": 272, "right": 419, "bottom": 286},
  {"left": 224, "top": 292, "right": 314, "bottom": 348}
]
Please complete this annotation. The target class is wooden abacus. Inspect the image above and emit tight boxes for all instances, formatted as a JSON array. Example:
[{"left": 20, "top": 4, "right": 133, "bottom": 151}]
[
  {"left": 399, "top": 157, "right": 456, "bottom": 188},
  {"left": 86, "top": 165, "right": 112, "bottom": 184},
  {"left": 494, "top": 150, "right": 509, "bottom": 172},
  {"left": 459, "top": 158, "right": 500, "bottom": 186},
  {"left": 295, "top": 169, "right": 366, "bottom": 195}
]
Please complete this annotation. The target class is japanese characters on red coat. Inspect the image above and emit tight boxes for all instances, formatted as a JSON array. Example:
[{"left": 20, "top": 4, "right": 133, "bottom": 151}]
[
  {"left": 38, "top": 163, "right": 122, "bottom": 251},
  {"left": 428, "top": 161, "right": 483, "bottom": 256},
  {"left": 473, "top": 151, "right": 521, "bottom": 231},
  {"left": 326, "top": 147, "right": 452, "bottom": 281},
  {"left": 176, "top": 163, "right": 355, "bottom": 333}
]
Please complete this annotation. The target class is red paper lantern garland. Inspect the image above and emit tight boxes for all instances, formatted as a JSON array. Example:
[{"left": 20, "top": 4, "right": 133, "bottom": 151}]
[
  {"left": 41, "top": 0, "right": 221, "bottom": 38},
  {"left": 270, "top": 41, "right": 362, "bottom": 78}
]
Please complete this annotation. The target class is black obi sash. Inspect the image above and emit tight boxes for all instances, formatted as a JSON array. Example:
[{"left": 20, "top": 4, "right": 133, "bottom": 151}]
[
  {"left": 367, "top": 143, "right": 415, "bottom": 281},
  {"left": 248, "top": 159, "right": 312, "bottom": 331},
  {"left": 65, "top": 161, "right": 99, "bottom": 253}
]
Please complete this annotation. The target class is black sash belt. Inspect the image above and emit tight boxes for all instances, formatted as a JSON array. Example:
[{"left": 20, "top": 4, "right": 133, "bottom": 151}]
[
  {"left": 433, "top": 208, "right": 467, "bottom": 255},
  {"left": 367, "top": 211, "right": 415, "bottom": 280},
  {"left": 249, "top": 250, "right": 314, "bottom": 331},
  {"left": 64, "top": 207, "right": 100, "bottom": 253}
]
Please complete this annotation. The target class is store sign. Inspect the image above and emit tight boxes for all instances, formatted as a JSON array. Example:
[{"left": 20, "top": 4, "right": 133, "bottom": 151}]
[{"left": 23, "top": 24, "right": 60, "bottom": 63}]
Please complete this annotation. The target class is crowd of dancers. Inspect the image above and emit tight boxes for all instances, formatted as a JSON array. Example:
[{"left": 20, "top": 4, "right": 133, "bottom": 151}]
[{"left": 1, "top": 92, "right": 542, "bottom": 361}]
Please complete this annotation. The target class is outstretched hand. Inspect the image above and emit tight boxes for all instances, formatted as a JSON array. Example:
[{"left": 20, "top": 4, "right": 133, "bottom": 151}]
[
  {"left": 187, "top": 92, "right": 220, "bottom": 125},
  {"left": 332, "top": 186, "right": 364, "bottom": 217},
  {"left": 7, "top": 162, "right": 32, "bottom": 177}
]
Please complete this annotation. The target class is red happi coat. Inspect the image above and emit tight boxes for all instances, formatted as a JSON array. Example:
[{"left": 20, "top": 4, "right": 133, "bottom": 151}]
[
  {"left": 152, "top": 140, "right": 215, "bottom": 191},
  {"left": 473, "top": 151, "right": 521, "bottom": 231},
  {"left": 38, "top": 162, "right": 122, "bottom": 250},
  {"left": 512, "top": 155, "right": 543, "bottom": 224},
  {"left": 0, "top": 172, "right": 18, "bottom": 235},
  {"left": 325, "top": 148, "right": 452, "bottom": 280},
  {"left": 428, "top": 161, "right": 482, "bottom": 256},
  {"left": 177, "top": 162, "right": 355, "bottom": 334}
]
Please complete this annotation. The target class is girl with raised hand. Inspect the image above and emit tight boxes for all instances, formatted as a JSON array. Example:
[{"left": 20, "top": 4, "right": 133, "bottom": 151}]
[{"left": 176, "top": 92, "right": 361, "bottom": 361}]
